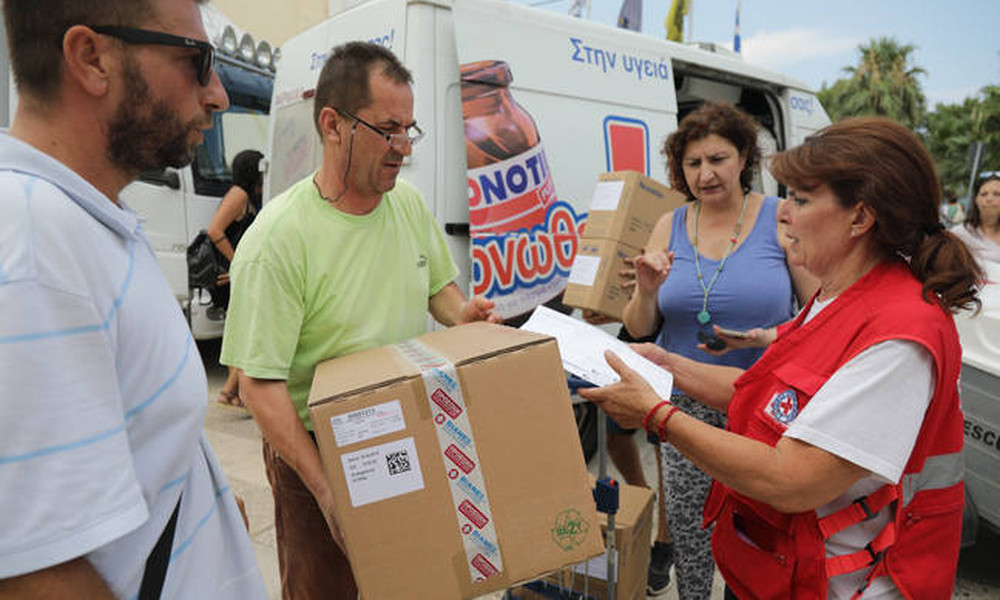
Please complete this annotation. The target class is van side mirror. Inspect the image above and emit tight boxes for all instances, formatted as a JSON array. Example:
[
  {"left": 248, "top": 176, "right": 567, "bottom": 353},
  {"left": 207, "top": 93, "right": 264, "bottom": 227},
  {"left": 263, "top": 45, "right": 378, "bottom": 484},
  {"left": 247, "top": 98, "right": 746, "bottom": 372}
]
[{"left": 138, "top": 169, "right": 181, "bottom": 190}]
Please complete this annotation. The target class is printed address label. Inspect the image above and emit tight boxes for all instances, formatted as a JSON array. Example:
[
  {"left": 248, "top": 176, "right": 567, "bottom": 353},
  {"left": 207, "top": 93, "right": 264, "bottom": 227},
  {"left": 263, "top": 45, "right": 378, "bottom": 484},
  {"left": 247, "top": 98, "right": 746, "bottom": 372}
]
[
  {"left": 341, "top": 436, "right": 424, "bottom": 508},
  {"left": 589, "top": 180, "right": 625, "bottom": 212},
  {"left": 568, "top": 255, "right": 601, "bottom": 287},
  {"left": 330, "top": 399, "right": 406, "bottom": 447}
]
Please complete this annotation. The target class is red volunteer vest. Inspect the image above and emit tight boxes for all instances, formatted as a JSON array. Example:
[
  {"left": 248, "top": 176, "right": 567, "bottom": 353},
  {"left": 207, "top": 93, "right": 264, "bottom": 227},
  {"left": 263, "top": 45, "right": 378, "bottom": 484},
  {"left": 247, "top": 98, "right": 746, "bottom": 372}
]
[{"left": 703, "top": 261, "right": 965, "bottom": 600}]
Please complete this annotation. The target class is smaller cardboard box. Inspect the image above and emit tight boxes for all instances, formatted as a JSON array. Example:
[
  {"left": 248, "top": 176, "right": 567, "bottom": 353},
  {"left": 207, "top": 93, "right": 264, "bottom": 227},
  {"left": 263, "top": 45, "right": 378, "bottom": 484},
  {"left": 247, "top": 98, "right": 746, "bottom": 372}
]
[
  {"left": 308, "top": 323, "right": 604, "bottom": 599},
  {"left": 515, "top": 480, "right": 655, "bottom": 600},
  {"left": 583, "top": 171, "right": 686, "bottom": 249},
  {"left": 563, "top": 238, "right": 640, "bottom": 321}
]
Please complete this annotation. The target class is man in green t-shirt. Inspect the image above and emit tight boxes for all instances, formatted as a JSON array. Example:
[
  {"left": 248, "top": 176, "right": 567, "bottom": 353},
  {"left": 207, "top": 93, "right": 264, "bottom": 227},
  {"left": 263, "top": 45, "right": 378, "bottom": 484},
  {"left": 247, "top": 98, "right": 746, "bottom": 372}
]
[{"left": 220, "top": 41, "right": 500, "bottom": 599}]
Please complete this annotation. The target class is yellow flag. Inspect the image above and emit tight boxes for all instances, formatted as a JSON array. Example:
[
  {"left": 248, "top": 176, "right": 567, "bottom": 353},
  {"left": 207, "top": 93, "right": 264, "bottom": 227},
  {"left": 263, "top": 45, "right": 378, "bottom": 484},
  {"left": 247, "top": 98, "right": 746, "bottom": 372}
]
[{"left": 666, "top": 0, "right": 689, "bottom": 42}]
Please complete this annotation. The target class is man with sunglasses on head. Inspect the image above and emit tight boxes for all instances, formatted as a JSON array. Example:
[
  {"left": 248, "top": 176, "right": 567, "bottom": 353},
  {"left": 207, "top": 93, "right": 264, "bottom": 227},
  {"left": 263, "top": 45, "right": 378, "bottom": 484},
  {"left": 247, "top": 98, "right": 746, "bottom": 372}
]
[
  {"left": 0, "top": 1, "right": 267, "bottom": 599},
  {"left": 220, "top": 41, "right": 501, "bottom": 599}
]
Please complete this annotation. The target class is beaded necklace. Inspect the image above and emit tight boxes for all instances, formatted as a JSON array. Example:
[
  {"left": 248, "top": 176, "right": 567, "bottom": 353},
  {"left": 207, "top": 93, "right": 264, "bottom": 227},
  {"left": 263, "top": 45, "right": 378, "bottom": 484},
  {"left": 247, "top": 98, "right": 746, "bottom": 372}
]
[{"left": 693, "top": 193, "right": 749, "bottom": 325}]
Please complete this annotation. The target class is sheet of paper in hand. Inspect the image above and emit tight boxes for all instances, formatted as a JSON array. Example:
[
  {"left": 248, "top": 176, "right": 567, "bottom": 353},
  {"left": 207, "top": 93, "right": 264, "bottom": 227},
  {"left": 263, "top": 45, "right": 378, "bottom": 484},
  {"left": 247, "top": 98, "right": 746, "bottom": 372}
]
[{"left": 521, "top": 306, "right": 673, "bottom": 398}]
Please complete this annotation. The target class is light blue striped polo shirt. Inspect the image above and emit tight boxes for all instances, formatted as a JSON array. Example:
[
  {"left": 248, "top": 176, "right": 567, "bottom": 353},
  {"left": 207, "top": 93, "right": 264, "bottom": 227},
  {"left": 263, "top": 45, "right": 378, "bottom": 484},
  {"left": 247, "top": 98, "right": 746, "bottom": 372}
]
[{"left": 0, "top": 134, "right": 266, "bottom": 598}]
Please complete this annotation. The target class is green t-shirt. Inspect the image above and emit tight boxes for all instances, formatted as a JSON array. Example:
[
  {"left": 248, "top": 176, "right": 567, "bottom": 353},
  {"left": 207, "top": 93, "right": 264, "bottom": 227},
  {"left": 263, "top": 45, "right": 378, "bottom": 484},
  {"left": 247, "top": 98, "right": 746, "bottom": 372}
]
[{"left": 220, "top": 176, "right": 459, "bottom": 429}]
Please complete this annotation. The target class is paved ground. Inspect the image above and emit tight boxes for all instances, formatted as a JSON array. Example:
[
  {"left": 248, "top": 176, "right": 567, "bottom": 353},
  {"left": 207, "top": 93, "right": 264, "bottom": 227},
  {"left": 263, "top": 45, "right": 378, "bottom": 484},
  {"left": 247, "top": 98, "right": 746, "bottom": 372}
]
[{"left": 198, "top": 339, "right": 1000, "bottom": 599}]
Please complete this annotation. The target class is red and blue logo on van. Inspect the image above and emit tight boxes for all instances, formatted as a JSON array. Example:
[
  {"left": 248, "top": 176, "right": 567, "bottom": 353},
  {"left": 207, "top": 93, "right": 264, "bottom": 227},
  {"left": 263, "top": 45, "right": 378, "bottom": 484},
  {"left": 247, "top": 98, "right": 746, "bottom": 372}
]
[{"left": 603, "top": 115, "right": 649, "bottom": 175}]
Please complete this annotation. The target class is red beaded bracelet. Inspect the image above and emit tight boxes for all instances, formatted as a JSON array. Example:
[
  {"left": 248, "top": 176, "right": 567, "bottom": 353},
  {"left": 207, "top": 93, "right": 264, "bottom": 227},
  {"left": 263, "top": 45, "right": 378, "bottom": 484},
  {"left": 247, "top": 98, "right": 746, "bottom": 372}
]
[
  {"left": 656, "top": 405, "right": 682, "bottom": 441},
  {"left": 642, "top": 400, "right": 671, "bottom": 433}
]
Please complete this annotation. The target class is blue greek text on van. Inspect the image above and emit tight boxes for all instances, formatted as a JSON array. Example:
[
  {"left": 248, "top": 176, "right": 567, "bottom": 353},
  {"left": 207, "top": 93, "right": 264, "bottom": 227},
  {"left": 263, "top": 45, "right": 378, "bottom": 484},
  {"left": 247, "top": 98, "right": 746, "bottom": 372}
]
[
  {"left": 458, "top": 475, "right": 486, "bottom": 504},
  {"left": 469, "top": 145, "right": 551, "bottom": 208},
  {"left": 310, "top": 51, "right": 330, "bottom": 71},
  {"left": 444, "top": 420, "right": 473, "bottom": 448},
  {"left": 570, "top": 37, "right": 669, "bottom": 82},
  {"left": 368, "top": 29, "right": 395, "bottom": 49},
  {"left": 790, "top": 96, "right": 814, "bottom": 116}
]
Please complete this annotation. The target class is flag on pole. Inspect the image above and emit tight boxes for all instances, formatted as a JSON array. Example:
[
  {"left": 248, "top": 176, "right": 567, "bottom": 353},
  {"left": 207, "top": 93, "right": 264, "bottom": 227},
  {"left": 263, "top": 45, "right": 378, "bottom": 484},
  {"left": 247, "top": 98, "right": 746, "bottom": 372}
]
[
  {"left": 617, "top": 0, "right": 642, "bottom": 31},
  {"left": 733, "top": 0, "right": 742, "bottom": 53},
  {"left": 666, "top": 0, "right": 689, "bottom": 42}
]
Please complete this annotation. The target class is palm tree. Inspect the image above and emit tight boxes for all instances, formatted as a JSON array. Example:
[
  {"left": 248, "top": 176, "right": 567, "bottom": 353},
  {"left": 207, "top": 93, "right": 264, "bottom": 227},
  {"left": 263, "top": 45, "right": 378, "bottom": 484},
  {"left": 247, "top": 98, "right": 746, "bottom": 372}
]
[
  {"left": 924, "top": 98, "right": 978, "bottom": 194},
  {"left": 924, "top": 86, "right": 1000, "bottom": 196},
  {"left": 820, "top": 37, "right": 927, "bottom": 129}
]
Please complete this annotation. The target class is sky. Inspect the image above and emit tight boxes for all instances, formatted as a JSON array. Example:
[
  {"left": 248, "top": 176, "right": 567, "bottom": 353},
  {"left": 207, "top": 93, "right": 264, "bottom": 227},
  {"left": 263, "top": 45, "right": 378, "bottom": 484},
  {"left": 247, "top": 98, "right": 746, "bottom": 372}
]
[{"left": 511, "top": 0, "right": 999, "bottom": 108}]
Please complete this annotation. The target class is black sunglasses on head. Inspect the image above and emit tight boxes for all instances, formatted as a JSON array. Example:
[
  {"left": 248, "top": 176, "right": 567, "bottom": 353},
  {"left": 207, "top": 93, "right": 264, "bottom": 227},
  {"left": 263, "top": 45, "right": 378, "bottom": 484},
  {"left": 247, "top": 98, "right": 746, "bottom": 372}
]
[{"left": 88, "top": 25, "right": 215, "bottom": 86}]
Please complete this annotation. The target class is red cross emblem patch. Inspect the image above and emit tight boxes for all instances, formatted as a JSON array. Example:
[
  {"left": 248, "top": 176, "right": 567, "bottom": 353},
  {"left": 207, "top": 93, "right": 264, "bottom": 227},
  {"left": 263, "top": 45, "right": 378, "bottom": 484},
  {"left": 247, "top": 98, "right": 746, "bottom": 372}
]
[{"left": 766, "top": 389, "right": 799, "bottom": 425}]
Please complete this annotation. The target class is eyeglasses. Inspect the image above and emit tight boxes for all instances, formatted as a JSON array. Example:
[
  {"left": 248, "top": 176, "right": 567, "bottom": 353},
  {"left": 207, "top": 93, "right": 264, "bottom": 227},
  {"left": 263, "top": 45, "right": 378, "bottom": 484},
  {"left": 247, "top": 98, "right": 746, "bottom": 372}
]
[
  {"left": 335, "top": 108, "right": 425, "bottom": 149},
  {"left": 89, "top": 25, "right": 215, "bottom": 87}
]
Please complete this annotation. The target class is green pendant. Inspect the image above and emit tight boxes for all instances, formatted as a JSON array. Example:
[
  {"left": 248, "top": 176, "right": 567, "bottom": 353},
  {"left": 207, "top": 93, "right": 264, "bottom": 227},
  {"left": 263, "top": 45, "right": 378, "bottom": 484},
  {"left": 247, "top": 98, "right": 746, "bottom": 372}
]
[{"left": 697, "top": 310, "right": 711, "bottom": 325}]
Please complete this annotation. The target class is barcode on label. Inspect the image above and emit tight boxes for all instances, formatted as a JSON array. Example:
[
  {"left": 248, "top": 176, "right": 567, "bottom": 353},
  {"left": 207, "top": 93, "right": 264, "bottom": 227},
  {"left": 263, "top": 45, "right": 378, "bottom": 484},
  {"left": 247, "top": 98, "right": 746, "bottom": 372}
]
[{"left": 386, "top": 450, "right": 411, "bottom": 475}]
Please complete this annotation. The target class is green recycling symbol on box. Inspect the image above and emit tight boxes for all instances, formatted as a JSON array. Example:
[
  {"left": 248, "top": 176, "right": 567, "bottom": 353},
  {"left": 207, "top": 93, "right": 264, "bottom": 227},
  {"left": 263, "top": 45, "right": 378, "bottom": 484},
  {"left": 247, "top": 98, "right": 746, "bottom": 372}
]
[{"left": 551, "top": 508, "right": 591, "bottom": 550}]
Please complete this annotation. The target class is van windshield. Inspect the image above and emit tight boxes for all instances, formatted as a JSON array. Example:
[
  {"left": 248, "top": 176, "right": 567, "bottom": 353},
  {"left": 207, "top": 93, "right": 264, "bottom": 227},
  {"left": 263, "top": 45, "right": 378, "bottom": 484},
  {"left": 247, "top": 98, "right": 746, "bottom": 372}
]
[
  {"left": 191, "top": 58, "right": 273, "bottom": 197},
  {"left": 193, "top": 104, "right": 269, "bottom": 197}
]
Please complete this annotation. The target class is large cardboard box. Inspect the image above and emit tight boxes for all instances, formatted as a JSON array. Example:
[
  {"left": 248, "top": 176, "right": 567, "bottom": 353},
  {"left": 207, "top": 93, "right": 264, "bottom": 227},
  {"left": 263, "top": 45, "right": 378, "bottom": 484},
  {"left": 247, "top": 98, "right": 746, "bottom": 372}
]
[
  {"left": 307, "top": 322, "right": 604, "bottom": 599},
  {"left": 515, "top": 480, "right": 655, "bottom": 600},
  {"left": 583, "top": 171, "right": 686, "bottom": 249},
  {"left": 563, "top": 238, "right": 640, "bottom": 321}
]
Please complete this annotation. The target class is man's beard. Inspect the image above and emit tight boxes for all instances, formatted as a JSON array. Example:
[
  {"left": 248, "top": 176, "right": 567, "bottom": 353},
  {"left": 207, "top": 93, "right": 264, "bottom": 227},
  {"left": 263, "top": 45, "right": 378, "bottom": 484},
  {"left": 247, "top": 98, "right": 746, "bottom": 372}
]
[{"left": 106, "top": 55, "right": 206, "bottom": 175}]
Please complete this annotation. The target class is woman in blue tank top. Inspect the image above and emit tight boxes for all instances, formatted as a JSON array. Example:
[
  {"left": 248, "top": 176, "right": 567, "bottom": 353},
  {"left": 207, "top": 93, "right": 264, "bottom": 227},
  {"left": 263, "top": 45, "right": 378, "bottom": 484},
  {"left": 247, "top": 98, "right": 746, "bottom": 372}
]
[{"left": 621, "top": 102, "right": 816, "bottom": 599}]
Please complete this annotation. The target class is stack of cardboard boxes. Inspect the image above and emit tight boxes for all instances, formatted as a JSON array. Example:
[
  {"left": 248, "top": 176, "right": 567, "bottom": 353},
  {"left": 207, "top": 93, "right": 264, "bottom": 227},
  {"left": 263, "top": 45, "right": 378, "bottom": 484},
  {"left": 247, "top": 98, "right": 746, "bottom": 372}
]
[{"left": 563, "top": 172, "right": 686, "bottom": 320}]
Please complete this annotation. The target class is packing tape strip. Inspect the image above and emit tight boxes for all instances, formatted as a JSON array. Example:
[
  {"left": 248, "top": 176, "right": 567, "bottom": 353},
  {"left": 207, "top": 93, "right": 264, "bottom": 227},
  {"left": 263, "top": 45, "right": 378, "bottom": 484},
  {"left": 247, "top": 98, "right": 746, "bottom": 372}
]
[{"left": 396, "top": 340, "right": 504, "bottom": 583}]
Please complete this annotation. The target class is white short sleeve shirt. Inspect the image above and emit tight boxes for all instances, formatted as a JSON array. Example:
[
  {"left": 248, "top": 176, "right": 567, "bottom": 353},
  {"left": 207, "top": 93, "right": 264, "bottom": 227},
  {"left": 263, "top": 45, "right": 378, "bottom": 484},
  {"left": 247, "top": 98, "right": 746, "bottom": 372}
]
[{"left": 783, "top": 297, "right": 935, "bottom": 599}]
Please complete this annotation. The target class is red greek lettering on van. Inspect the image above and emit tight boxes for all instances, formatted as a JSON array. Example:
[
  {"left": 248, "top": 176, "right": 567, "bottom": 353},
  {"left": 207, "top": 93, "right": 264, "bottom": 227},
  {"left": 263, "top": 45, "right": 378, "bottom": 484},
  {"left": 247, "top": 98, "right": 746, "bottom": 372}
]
[
  {"left": 468, "top": 143, "right": 557, "bottom": 235},
  {"left": 471, "top": 201, "right": 584, "bottom": 317}
]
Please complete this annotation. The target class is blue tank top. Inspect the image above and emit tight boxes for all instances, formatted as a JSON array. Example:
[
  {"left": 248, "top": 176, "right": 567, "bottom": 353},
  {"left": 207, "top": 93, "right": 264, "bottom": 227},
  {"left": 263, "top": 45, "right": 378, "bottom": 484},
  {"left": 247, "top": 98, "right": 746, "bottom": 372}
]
[{"left": 656, "top": 196, "right": 794, "bottom": 390}]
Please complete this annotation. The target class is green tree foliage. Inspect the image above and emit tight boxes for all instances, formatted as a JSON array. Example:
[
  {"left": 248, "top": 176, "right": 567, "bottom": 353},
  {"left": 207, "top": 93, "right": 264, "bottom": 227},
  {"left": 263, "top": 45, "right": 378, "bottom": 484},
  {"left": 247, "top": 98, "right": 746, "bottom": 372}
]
[
  {"left": 925, "top": 86, "right": 1000, "bottom": 195},
  {"left": 925, "top": 98, "right": 979, "bottom": 195},
  {"left": 817, "top": 37, "right": 998, "bottom": 197},
  {"left": 817, "top": 36, "right": 926, "bottom": 129}
]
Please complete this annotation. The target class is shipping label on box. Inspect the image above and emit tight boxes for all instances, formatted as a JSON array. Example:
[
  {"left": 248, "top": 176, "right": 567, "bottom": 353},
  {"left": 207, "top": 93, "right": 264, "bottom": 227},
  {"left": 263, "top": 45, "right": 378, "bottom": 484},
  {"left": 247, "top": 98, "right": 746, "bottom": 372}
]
[
  {"left": 563, "top": 238, "right": 640, "bottom": 321},
  {"left": 585, "top": 171, "right": 686, "bottom": 249},
  {"left": 340, "top": 436, "right": 425, "bottom": 507},
  {"left": 308, "top": 323, "right": 604, "bottom": 599}
]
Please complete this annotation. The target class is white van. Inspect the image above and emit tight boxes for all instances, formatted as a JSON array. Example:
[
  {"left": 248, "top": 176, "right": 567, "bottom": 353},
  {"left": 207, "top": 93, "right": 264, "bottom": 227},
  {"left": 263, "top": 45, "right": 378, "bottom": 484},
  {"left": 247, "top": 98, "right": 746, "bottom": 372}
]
[
  {"left": 265, "top": 0, "right": 831, "bottom": 323},
  {"left": 265, "top": 0, "right": 832, "bottom": 462},
  {"left": 955, "top": 262, "right": 1000, "bottom": 537}
]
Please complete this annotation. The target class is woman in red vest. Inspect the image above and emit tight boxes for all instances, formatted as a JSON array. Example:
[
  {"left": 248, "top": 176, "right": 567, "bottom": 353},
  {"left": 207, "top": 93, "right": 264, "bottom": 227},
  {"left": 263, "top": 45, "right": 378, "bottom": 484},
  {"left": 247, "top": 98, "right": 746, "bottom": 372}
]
[{"left": 581, "top": 117, "right": 982, "bottom": 599}]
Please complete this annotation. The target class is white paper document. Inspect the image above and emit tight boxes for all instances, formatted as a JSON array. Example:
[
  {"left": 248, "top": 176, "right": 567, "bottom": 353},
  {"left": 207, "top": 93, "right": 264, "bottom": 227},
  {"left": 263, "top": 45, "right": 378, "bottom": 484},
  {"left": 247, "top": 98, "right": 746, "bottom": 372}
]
[{"left": 521, "top": 306, "right": 674, "bottom": 398}]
